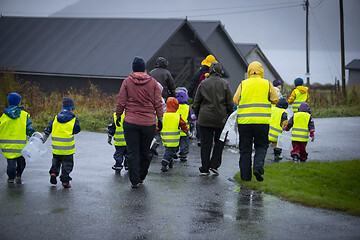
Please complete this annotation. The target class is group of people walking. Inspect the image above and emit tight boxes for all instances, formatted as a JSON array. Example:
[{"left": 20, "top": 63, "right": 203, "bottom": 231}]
[{"left": 0, "top": 55, "right": 315, "bottom": 189}]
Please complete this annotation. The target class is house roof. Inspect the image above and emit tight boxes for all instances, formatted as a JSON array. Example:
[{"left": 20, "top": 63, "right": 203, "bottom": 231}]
[
  {"left": 0, "top": 16, "right": 187, "bottom": 77},
  {"left": 235, "top": 43, "right": 256, "bottom": 57},
  {"left": 345, "top": 59, "right": 360, "bottom": 70}
]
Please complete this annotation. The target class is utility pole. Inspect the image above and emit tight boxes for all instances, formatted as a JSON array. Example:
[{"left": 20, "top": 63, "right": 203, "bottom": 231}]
[
  {"left": 305, "top": 0, "right": 310, "bottom": 86},
  {"left": 339, "top": 0, "right": 346, "bottom": 98}
]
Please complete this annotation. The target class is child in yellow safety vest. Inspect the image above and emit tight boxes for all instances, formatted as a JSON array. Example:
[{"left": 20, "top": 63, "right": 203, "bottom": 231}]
[
  {"left": 288, "top": 78, "right": 310, "bottom": 113},
  {"left": 160, "top": 97, "right": 189, "bottom": 172},
  {"left": 0, "top": 93, "right": 35, "bottom": 183},
  {"left": 42, "top": 98, "right": 81, "bottom": 188},
  {"left": 268, "top": 98, "right": 288, "bottom": 161},
  {"left": 284, "top": 102, "right": 315, "bottom": 163},
  {"left": 175, "top": 89, "right": 196, "bottom": 162},
  {"left": 107, "top": 112, "right": 128, "bottom": 173}
]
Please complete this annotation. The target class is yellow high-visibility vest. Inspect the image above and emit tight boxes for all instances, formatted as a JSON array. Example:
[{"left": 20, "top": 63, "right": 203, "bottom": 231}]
[
  {"left": 268, "top": 107, "right": 287, "bottom": 142},
  {"left": 113, "top": 112, "right": 126, "bottom": 146},
  {"left": 160, "top": 112, "right": 180, "bottom": 147},
  {"left": 291, "top": 112, "right": 311, "bottom": 142},
  {"left": 52, "top": 116, "right": 76, "bottom": 155},
  {"left": 292, "top": 89, "right": 307, "bottom": 113},
  {"left": 237, "top": 77, "right": 272, "bottom": 124},
  {"left": 0, "top": 111, "right": 28, "bottom": 159},
  {"left": 176, "top": 104, "right": 189, "bottom": 137}
]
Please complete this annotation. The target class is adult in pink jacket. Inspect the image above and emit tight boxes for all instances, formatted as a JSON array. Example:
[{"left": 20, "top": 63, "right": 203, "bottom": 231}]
[{"left": 116, "top": 56, "right": 164, "bottom": 188}]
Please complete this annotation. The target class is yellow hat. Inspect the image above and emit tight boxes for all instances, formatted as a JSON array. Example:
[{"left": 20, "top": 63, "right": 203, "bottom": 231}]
[{"left": 201, "top": 55, "right": 217, "bottom": 67}]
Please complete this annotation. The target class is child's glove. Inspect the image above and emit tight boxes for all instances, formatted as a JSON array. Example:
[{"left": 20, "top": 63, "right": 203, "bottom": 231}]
[
  {"left": 115, "top": 116, "right": 121, "bottom": 127},
  {"left": 311, "top": 136, "right": 315, "bottom": 142},
  {"left": 41, "top": 132, "right": 49, "bottom": 143},
  {"left": 157, "top": 119, "right": 163, "bottom": 131},
  {"left": 310, "top": 131, "right": 314, "bottom": 142},
  {"left": 108, "top": 135, "right": 112, "bottom": 145}
]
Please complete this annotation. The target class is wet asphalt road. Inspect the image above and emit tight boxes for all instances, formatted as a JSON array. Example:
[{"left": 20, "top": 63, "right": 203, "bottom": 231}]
[{"left": 0, "top": 117, "right": 360, "bottom": 240}]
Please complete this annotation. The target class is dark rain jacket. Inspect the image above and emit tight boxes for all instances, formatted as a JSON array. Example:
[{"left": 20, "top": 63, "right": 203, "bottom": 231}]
[
  {"left": 149, "top": 57, "right": 176, "bottom": 99},
  {"left": 188, "top": 65, "right": 209, "bottom": 99},
  {"left": 193, "top": 63, "right": 234, "bottom": 128}
]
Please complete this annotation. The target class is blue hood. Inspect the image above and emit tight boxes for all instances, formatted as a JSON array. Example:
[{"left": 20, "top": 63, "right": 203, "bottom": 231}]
[
  {"left": 4, "top": 106, "right": 24, "bottom": 119},
  {"left": 57, "top": 109, "right": 76, "bottom": 123}
]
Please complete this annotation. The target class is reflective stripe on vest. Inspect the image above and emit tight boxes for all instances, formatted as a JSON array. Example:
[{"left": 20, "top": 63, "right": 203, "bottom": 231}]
[
  {"left": 268, "top": 107, "right": 287, "bottom": 142},
  {"left": 0, "top": 110, "right": 28, "bottom": 159},
  {"left": 161, "top": 112, "right": 180, "bottom": 147},
  {"left": 176, "top": 104, "right": 189, "bottom": 137},
  {"left": 237, "top": 78, "right": 272, "bottom": 124},
  {"left": 291, "top": 112, "right": 311, "bottom": 142},
  {"left": 52, "top": 115, "right": 76, "bottom": 155},
  {"left": 113, "top": 112, "right": 126, "bottom": 146},
  {"left": 292, "top": 89, "right": 307, "bottom": 112}
]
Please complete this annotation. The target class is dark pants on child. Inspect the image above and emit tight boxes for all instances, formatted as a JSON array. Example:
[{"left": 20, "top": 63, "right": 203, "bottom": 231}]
[
  {"left": 291, "top": 141, "right": 308, "bottom": 160},
  {"left": 114, "top": 146, "right": 127, "bottom": 167},
  {"left": 49, "top": 154, "right": 74, "bottom": 183},
  {"left": 238, "top": 124, "right": 269, "bottom": 181},
  {"left": 178, "top": 136, "right": 189, "bottom": 158},
  {"left": 162, "top": 146, "right": 177, "bottom": 166},
  {"left": 199, "top": 125, "right": 225, "bottom": 171},
  {"left": 7, "top": 156, "right": 26, "bottom": 179},
  {"left": 123, "top": 121, "right": 155, "bottom": 185}
]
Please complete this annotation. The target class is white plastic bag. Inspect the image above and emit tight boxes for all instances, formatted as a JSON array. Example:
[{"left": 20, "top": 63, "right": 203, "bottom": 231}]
[{"left": 277, "top": 131, "right": 292, "bottom": 150}]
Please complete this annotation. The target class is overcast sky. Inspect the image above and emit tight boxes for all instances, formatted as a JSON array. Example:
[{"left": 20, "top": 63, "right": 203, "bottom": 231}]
[{"left": 1, "top": 0, "right": 359, "bottom": 84}]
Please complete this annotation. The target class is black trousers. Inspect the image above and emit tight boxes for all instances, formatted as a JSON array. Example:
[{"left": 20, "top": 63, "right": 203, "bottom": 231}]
[
  {"left": 238, "top": 124, "right": 269, "bottom": 181},
  {"left": 123, "top": 121, "right": 156, "bottom": 185},
  {"left": 49, "top": 154, "right": 74, "bottom": 183},
  {"left": 199, "top": 125, "right": 226, "bottom": 171}
]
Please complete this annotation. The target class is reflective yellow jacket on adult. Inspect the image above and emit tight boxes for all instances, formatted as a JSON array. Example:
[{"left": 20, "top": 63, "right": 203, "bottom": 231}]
[
  {"left": 0, "top": 111, "right": 28, "bottom": 159},
  {"left": 52, "top": 116, "right": 76, "bottom": 155},
  {"left": 160, "top": 112, "right": 180, "bottom": 147},
  {"left": 233, "top": 61, "right": 279, "bottom": 124},
  {"left": 113, "top": 112, "right": 126, "bottom": 146}
]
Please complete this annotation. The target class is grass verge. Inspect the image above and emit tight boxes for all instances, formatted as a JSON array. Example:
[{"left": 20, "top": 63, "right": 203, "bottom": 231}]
[{"left": 234, "top": 160, "right": 360, "bottom": 216}]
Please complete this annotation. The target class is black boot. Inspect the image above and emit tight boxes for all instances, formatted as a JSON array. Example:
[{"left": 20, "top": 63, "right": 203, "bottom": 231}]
[{"left": 274, "top": 148, "right": 282, "bottom": 161}]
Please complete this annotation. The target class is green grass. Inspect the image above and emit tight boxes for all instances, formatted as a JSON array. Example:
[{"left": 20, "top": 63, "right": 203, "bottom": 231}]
[
  {"left": 311, "top": 105, "right": 360, "bottom": 118},
  {"left": 234, "top": 160, "right": 360, "bottom": 216}
]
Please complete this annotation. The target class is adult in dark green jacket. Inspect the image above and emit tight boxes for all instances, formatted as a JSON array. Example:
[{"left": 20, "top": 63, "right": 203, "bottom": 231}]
[{"left": 193, "top": 62, "right": 234, "bottom": 175}]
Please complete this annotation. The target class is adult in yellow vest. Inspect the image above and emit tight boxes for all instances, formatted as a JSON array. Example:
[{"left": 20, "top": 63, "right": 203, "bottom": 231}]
[
  {"left": 160, "top": 97, "right": 189, "bottom": 172},
  {"left": 288, "top": 78, "right": 310, "bottom": 113},
  {"left": 233, "top": 61, "right": 279, "bottom": 181},
  {"left": 42, "top": 98, "right": 81, "bottom": 188},
  {"left": 284, "top": 102, "right": 315, "bottom": 163},
  {"left": 108, "top": 112, "right": 127, "bottom": 173},
  {"left": 0, "top": 93, "right": 35, "bottom": 183},
  {"left": 193, "top": 62, "right": 234, "bottom": 176},
  {"left": 268, "top": 98, "right": 288, "bottom": 161}
]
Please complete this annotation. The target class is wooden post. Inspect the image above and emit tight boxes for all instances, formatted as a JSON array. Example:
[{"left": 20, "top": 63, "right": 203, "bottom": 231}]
[{"left": 340, "top": 0, "right": 346, "bottom": 98}]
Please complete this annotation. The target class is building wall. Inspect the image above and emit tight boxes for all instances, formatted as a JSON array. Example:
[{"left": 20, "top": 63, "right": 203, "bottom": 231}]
[
  {"left": 17, "top": 74, "right": 124, "bottom": 94},
  {"left": 246, "top": 49, "right": 279, "bottom": 83},
  {"left": 348, "top": 70, "right": 360, "bottom": 86},
  {"left": 204, "top": 27, "right": 247, "bottom": 92}
]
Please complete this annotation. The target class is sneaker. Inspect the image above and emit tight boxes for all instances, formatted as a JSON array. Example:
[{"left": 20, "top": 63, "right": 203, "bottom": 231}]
[
  {"left": 124, "top": 166, "right": 129, "bottom": 171},
  {"left": 112, "top": 165, "right": 123, "bottom": 171},
  {"left": 253, "top": 169, "right": 264, "bottom": 182},
  {"left": 62, "top": 182, "right": 71, "bottom": 188},
  {"left": 274, "top": 155, "right": 283, "bottom": 161},
  {"left": 50, "top": 174, "right": 57, "bottom": 185},
  {"left": 7, "top": 179, "right": 14, "bottom": 183},
  {"left": 169, "top": 159, "right": 174, "bottom": 168},
  {"left": 15, "top": 174, "right": 22, "bottom": 183},
  {"left": 293, "top": 156, "right": 299, "bottom": 163},
  {"left": 131, "top": 183, "right": 140, "bottom": 189},
  {"left": 161, "top": 165, "right": 168, "bottom": 172},
  {"left": 197, "top": 141, "right": 201, "bottom": 147},
  {"left": 180, "top": 157, "right": 187, "bottom": 162},
  {"left": 199, "top": 167, "right": 210, "bottom": 176},
  {"left": 210, "top": 168, "right": 219, "bottom": 176}
]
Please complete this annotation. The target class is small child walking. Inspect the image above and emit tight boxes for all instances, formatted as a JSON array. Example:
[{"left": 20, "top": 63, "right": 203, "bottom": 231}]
[
  {"left": 288, "top": 78, "right": 310, "bottom": 113},
  {"left": 285, "top": 102, "right": 315, "bottom": 163},
  {"left": 160, "top": 97, "right": 188, "bottom": 172},
  {"left": 42, "top": 97, "right": 81, "bottom": 188},
  {"left": 175, "top": 89, "right": 196, "bottom": 161},
  {"left": 0, "top": 93, "right": 35, "bottom": 183},
  {"left": 108, "top": 112, "right": 128, "bottom": 173},
  {"left": 268, "top": 98, "right": 288, "bottom": 161}
]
